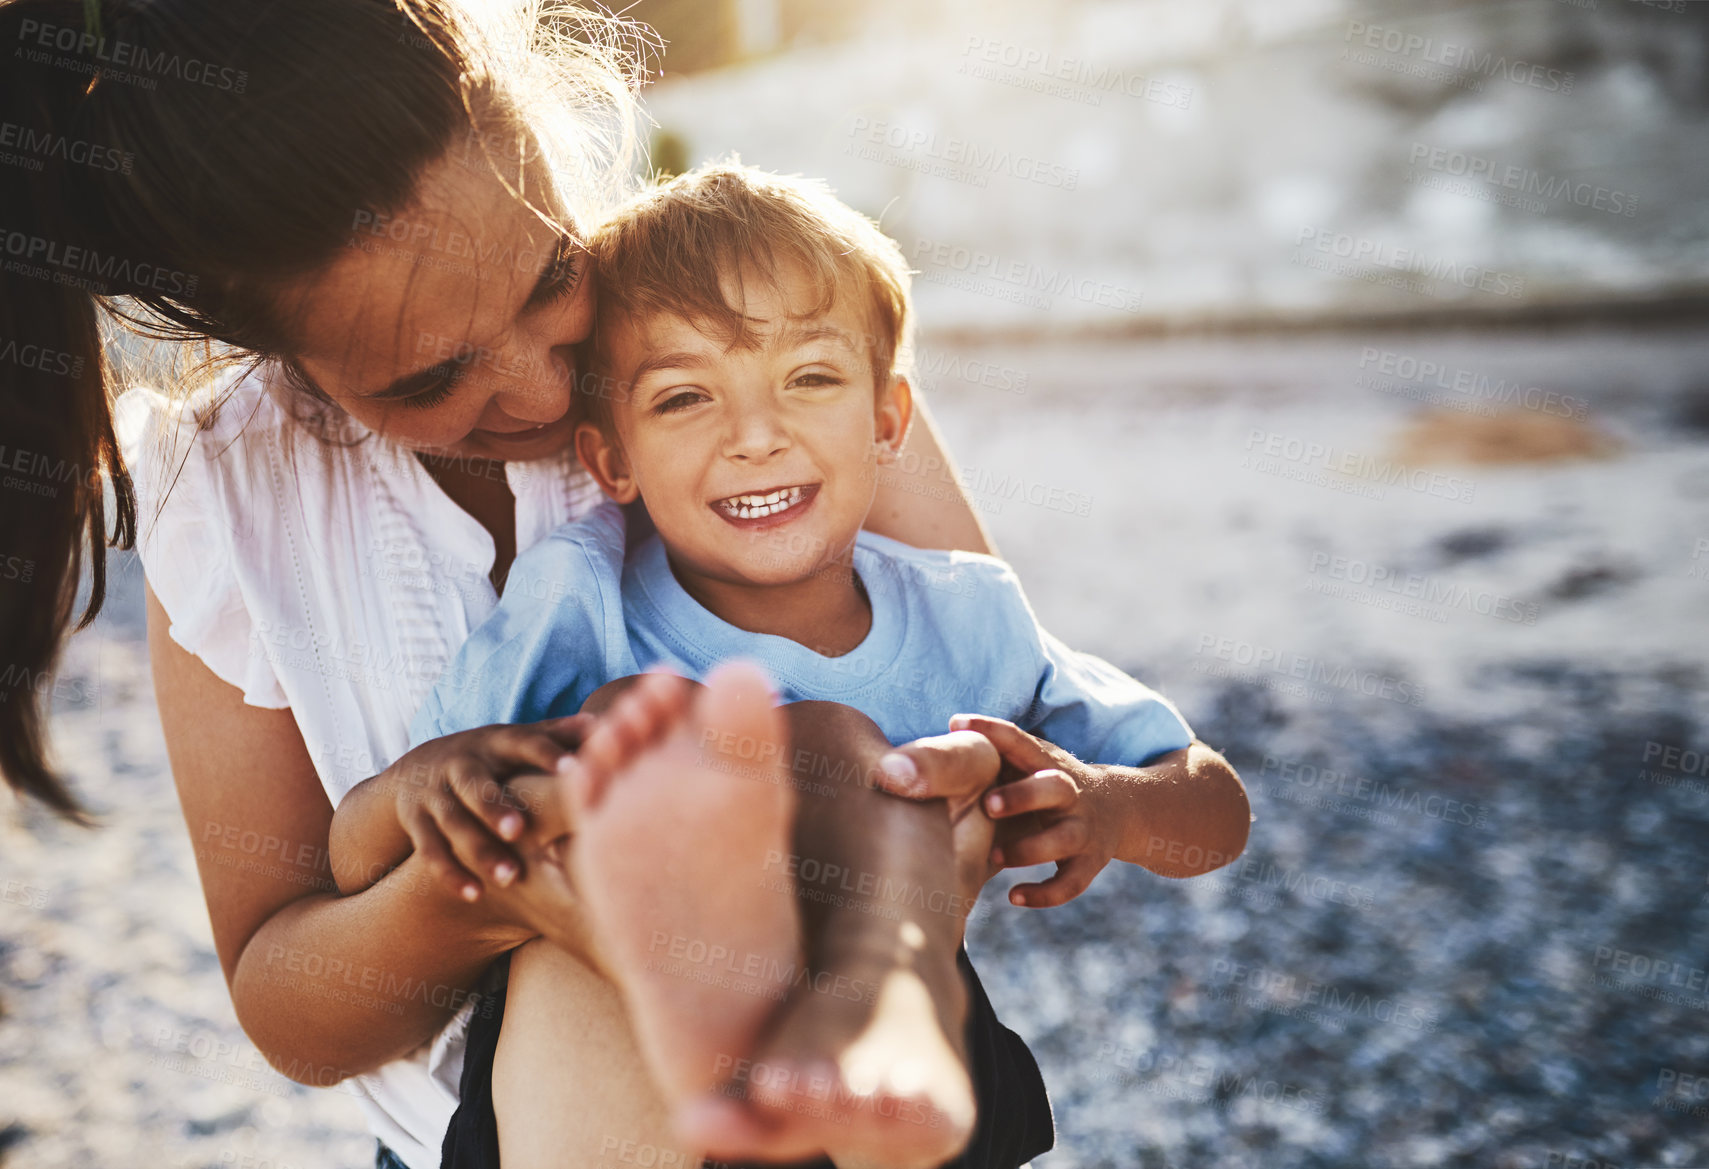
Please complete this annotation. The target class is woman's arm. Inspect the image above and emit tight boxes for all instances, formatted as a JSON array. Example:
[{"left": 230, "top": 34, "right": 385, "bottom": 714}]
[
  {"left": 148, "top": 586, "right": 530, "bottom": 1079},
  {"left": 863, "top": 385, "right": 995, "bottom": 556}
]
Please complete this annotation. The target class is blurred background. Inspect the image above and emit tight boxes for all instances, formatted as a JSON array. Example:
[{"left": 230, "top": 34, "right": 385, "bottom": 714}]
[{"left": 3, "top": 0, "right": 1708, "bottom": 1166}]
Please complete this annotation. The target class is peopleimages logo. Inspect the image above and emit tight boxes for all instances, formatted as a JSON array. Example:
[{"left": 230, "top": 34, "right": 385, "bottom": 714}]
[
  {"left": 0, "top": 334, "right": 84, "bottom": 379},
  {"left": 957, "top": 37, "right": 1193, "bottom": 110},
  {"left": 0, "top": 120, "right": 134, "bottom": 175},
  {"left": 1307, "top": 551, "right": 1539, "bottom": 625},
  {"left": 0, "top": 226, "right": 198, "bottom": 297},
  {"left": 1243, "top": 428, "right": 1477, "bottom": 505},
  {"left": 1342, "top": 21, "right": 1574, "bottom": 94},
  {"left": 847, "top": 118, "right": 1080, "bottom": 191},
  {"left": 15, "top": 18, "right": 250, "bottom": 92},
  {"left": 1294, "top": 226, "right": 1527, "bottom": 300},
  {"left": 1195, "top": 633, "right": 1426, "bottom": 708},
  {"left": 1258, "top": 754, "right": 1492, "bottom": 830},
  {"left": 1406, "top": 143, "right": 1637, "bottom": 218},
  {"left": 1356, "top": 347, "right": 1587, "bottom": 420},
  {"left": 911, "top": 239, "right": 1144, "bottom": 314}
]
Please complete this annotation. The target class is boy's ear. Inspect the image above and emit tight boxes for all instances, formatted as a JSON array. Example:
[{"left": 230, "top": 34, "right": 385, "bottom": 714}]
[
  {"left": 874, "top": 374, "right": 914, "bottom": 465},
  {"left": 575, "top": 420, "right": 640, "bottom": 504}
]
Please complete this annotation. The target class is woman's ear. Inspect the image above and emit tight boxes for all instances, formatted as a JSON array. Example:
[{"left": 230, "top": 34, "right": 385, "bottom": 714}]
[
  {"left": 874, "top": 374, "right": 914, "bottom": 465},
  {"left": 574, "top": 421, "right": 640, "bottom": 503}
]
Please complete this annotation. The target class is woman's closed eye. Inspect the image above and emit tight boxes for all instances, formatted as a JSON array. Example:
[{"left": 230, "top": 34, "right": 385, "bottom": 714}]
[
  {"left": 526, "top": 236, "right": 583, "bottom": 309},
  {"left": 402, "top": 358, "right": 473, "bottom": 410}
]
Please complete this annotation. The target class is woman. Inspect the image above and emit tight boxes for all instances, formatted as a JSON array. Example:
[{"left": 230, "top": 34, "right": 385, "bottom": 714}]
[{"left": 0, "top": 1, "right": 1019, "bottom": 1165}]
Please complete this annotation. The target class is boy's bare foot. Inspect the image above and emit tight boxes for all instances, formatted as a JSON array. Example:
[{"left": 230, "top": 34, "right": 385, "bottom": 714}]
[
  {"left": 561, "top": 663, "right": 802, "bottom": 1106},
  {"left": 678, "top": 880, "right": 980, "bottom": 1168},
  {"left": 674, "top": 713, "right": 993, "bottom": 1167},
  {"left": 676, "top": 933, "right": 976, "bottom": 1168}
]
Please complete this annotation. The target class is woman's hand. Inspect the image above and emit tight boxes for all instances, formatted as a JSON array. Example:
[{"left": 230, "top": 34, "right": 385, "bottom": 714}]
[{"left": 383, "top": 715, "right": 592, "bottom": 903}]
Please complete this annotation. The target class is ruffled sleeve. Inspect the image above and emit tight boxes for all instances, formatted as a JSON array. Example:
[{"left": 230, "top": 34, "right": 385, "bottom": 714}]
[{"left": 114, "top": 385, "right": 289, "bottom": 708}]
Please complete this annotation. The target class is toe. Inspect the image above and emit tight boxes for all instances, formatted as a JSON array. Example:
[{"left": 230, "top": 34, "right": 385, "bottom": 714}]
[{"left": 696, "top": 661, "right": 785, "bottom": 765}]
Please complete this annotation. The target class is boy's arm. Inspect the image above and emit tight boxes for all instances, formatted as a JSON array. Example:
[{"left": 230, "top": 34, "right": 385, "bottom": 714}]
[
  {"left": 328, "top": 772, "right": 416, "bottom": 895},
  {"left": 998, "top": 621, "right": 1251, "bottom": 899},
  {"left": 325, "top": 672, "right": 525, "bottom": 900},
  {"left": 877, "top": 562, "right": 1250, "bottom": 904},
  {"left": 329, "top": 506, "right": 627, "bottom": 897},
  {"left": 951, "top": 716, "right": 1249, "bottom": 895},
  {"left": 1089, "top": 742, "right": 1251, "bottom": 877},
  {"left": 327, "top": 722, "right": 584, "bottom": 898}
]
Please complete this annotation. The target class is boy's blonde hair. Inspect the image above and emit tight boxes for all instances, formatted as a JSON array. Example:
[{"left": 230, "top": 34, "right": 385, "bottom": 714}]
[{"left": 581, "top": 161, "right": 913, "bottom": 431}]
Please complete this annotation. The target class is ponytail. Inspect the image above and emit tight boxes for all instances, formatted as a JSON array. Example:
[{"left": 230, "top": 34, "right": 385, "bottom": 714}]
[{"left": 0, "top": 0, "right": 135, "bottom": 821}]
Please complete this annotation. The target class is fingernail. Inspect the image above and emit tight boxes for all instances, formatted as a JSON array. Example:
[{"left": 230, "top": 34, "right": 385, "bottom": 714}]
[
  {"left": 493, "top": 862, "right": 517, "bottom": 886},
  {"left": 556, "top": 756, "right": 579, "bottom": 777},
  {"left": 879, "top": 753, "right": 917, "bottom": 790},
  {"left": 986, "top": 793, "right": 1004, "bottom": 814},
  {"left": 949, "top": 714, "right": 971, "bottom": 731},
  {"left": 461, "top": 884, "right": 480, "bottom": 902},
  {"left": 498, "top": 814, "right": 523, "bottom": 840},
  {"left": 1011, "top": 889, "right": 1026, "bottom": 906},
  {"left": 990, "top": 847, "right": 1004, "bottom": 866}
]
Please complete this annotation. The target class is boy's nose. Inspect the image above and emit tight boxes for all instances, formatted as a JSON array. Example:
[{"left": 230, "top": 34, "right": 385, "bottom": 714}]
[
  {"left": 730, "top": 439, "right": 789, "bottom": 461},
  {"left": 723, "top": 408, "right": 791, "bottom": 461}
]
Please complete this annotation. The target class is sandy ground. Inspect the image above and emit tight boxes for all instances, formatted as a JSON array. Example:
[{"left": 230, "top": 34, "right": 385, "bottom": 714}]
[{"left": 2, "top": 324, "right": 1706, "bottom": 1168}]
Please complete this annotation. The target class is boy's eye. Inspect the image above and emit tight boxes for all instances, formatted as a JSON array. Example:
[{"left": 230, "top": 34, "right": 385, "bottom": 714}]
[
  {"left": 790, "top": 371, "right": 843, "bottom": 388},
  {"left": 654, "top": 389, "right": 706, "bottom": 414}
]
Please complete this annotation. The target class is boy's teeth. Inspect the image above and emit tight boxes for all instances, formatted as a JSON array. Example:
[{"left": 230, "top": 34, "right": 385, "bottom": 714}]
[{"left": 721, "top": 486, "right": 804, "bottom": 518}]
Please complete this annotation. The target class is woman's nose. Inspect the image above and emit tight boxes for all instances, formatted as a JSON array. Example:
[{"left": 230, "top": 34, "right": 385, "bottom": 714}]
[{"left": 488, "top": 344, "right": 574, "bottom": 424}]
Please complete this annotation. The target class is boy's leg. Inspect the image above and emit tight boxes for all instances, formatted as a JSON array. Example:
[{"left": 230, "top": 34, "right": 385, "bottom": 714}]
[
  {"left": 562, "top": 666, "right": 802, "bottom": 1109},
  {"left": 505, "top": 670, "right": 997, "bottom": 1166},
  {"left": 494, "top": 939, "right": 699, "bottom": 1169},
  {"left": 688, "top": 700, "right": 985, "bottom": 1166}
]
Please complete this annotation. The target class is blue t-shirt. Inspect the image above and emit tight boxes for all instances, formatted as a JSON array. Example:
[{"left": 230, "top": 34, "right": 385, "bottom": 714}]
[{"left": 412, "top": 502, "right": 1192, "bottom": 765}]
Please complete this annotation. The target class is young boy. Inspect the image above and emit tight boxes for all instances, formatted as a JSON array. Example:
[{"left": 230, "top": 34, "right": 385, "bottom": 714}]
[{"left": 333, "top": 163, "right": 1251, "bottom": 1169}]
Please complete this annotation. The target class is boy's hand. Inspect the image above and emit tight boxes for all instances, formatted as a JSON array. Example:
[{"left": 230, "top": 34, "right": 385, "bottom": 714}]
[
  {"left": 947, "top": 714, "right": 1121, "bottom": 909},
  {"left": 389, "top": 715, "right": 592, "bottom": 902},
  {"left": 873, "top": 729, "right": 1000, "bottom": 821}
]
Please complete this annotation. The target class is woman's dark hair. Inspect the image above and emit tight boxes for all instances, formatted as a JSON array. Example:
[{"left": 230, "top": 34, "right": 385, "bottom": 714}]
[{"left": 0, "top": 0, "right": 644, "bottom": 819}]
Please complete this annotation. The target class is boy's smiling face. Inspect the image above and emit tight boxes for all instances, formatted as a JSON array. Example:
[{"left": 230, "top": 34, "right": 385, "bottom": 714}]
[{"left": 577, "top": 263, "right": 912, "bottom": 591}]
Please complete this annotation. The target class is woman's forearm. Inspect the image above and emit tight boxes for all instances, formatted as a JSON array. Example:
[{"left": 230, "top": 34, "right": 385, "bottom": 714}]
[
  {"left": 866, "top": 389, "right": 995, "bottom": 555},
  {"left": 145, "top": 585, "right": 529, "bottom": 1081},
  {"left": 1097, "top": 742, "right": 1252, "bottom": 879},
  {"left": 231, "top": 850, "right": 526, "bottom": 1081}
]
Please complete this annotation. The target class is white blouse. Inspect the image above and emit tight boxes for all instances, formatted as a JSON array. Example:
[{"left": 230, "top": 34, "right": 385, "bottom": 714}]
[{"left": 115, "top": 364, "right": 605, "bottom": 1169}]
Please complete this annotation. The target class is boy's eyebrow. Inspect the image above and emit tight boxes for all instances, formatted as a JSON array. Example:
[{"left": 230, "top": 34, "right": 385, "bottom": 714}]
[
  {"left": 779, "top": 323, "right": 857, "bottom": 349},
  {"left": 630, "top": 349, "right": 711, "bottom": 384},
  {"left": 625, "top": 324, "right": 857, "bottom": 391}
]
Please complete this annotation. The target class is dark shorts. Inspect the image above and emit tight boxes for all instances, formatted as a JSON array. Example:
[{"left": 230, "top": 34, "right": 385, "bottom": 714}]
[{"left": 439, "top": 948, "right": 1053, "bottom": 1169}]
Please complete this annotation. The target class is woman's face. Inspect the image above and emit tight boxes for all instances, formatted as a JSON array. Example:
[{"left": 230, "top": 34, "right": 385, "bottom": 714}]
[{"left": 284, "top": 150, "right": 592, "bottom": 463}]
